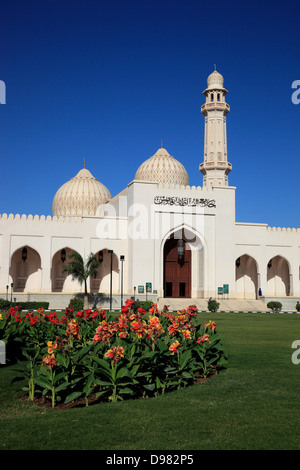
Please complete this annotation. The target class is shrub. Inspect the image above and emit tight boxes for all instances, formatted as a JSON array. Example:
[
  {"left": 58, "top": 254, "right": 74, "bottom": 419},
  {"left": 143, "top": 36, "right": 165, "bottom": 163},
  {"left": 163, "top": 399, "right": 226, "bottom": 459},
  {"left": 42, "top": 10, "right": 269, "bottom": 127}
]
[
  {"left": 133, "top": 300, "right": 153, "bottom": 312},
  {"left": 267, "top": 301, "right": 282, "bottom": 313},
  {"left": 10, "top": 301, "right": 49, "bottom": 310},
  {"left": 0, "top": 299, "right": 10, "bottom": 310},
  {"left": 69, "top": 297, "right": 84, "bottom": 311},
  {"left": 208, "top": 299, "right": 220, "bottom": 313},
  {"left": 296, "top": 302, "right": 300, "bottom": 312}
]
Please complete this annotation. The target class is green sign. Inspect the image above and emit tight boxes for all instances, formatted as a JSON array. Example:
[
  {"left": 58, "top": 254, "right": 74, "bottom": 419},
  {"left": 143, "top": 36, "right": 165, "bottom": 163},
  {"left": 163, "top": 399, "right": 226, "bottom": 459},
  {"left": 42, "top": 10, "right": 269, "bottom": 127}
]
[
  {"left": 223, "top": 284, "right": 229, "bottom": 294},
  {"left": 146, "top": 282, "right": 152, "bottom": 293},
  {"left": 218, "top": 287, "right": 223, "bottom": 295},
  {"left": 138, "top": 285, "right": 144, "bottom": 293}
]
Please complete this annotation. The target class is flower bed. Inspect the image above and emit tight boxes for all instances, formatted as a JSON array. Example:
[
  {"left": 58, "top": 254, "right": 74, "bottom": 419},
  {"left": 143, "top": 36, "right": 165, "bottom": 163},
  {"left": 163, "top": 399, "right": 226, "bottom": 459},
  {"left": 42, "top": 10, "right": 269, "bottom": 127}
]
[{"left": 0, "top": 300, "right": 227, "bottom": 408}]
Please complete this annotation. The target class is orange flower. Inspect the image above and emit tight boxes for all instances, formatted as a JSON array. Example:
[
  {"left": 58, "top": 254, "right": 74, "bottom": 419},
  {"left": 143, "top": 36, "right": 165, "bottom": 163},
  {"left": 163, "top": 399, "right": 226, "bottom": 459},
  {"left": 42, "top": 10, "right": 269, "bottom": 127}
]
[
  {"left": 42, "top": 353, "right": 57, "bottom": 369},
  {"left": 93, "top": 320, "right": 114, "bottom": 343},
  {"left": 197, "top": 334, "right": 210, "bottom": 344},
  {"left": 169, "top": 340, "right": 181, "bottom": 355},
  {"left": 66, "top": 319, "right": 81, "bottom": 339},
  {"left": 105, "top": 346, "right": 125, "bottom": 365},
  {"left": 177, "top": 313, "right": 187, "bottom": 325},
  {"left": 47, "top": 341, "right": 57, "bottom": 354},
  {"left": 182, "top": 329, "right": 192, "bottom": 340},
  {"left": 131, "top": 319, "right": 147, "bottom": 338},
  {"left": 119, "top": 331, "right": 129, "bottom": 339},
  {"left": 205, "top": 321, "right": 217, "bottom": 331},
  {"left": 168, "top": 322, "right": 179, "bottom": 335},
  {"left": 147, "top": 316, "right": 164, "bottom": 340}
]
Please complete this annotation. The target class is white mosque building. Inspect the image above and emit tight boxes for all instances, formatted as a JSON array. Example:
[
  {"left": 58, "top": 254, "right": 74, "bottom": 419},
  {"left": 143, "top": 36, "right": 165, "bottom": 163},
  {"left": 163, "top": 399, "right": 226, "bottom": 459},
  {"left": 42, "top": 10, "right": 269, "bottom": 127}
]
[{"left": 1, "top": 69, "right": 299, "bottom": 311}]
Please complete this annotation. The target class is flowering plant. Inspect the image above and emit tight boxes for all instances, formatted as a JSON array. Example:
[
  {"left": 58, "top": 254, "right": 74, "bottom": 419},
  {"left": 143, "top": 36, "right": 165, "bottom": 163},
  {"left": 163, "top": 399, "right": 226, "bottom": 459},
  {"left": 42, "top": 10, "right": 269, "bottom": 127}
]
[{"left": 3, "top": 301, "right": 227, "bottom": 407}]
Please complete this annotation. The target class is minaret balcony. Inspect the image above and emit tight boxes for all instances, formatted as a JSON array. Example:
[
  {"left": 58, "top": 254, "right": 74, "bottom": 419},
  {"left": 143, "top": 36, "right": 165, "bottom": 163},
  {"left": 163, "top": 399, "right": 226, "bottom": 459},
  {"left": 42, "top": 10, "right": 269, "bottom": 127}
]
[
  {"left": 201, "top": 102, "right": 230, "bottom": 115},
  {"left": 199, "top": 161, "right": 232, "bottom": 171}
]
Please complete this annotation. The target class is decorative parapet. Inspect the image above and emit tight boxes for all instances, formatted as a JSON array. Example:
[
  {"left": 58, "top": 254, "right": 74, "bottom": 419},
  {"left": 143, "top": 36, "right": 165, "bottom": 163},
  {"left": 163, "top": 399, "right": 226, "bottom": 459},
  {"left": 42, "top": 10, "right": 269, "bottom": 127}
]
[
  {"left": 236, "top": 223, "right": 300, "bottom": 232},
  {"left": 266, "top": 226, "right": 300, "bottom": 232},
  {"left": 0, "top": 213, "right": 83, "bottom": 223},
  {"left": 156, "top": 183, "right": 213, "bottom": 191}
]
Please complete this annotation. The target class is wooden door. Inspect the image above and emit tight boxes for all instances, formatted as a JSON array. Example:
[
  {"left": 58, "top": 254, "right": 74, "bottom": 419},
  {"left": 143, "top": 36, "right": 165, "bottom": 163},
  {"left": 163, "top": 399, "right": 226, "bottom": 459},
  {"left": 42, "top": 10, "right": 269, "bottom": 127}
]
[{"left": 164, "top": 238, "right": 191, "bottom": 298}]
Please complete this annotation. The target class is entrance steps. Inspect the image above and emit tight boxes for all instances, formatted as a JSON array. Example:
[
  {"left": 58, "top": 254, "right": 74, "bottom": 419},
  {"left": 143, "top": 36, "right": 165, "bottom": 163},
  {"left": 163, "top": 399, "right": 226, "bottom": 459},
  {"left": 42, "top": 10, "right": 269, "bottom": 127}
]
[{"left": 157, "top": 298, "right": 271, "bottom": 313}]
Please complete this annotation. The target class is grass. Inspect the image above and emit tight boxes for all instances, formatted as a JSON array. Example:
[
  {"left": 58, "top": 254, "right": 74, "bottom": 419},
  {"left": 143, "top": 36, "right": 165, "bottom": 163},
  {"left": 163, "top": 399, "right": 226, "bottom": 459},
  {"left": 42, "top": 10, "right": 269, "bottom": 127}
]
[{"left": 1, "top": 311, "right": 300, "bottom": 450}]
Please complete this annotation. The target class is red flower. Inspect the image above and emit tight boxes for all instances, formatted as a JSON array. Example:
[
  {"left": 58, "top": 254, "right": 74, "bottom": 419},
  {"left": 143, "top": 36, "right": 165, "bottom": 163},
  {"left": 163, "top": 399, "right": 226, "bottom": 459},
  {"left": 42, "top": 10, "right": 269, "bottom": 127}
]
[
  {"left": 169, "top": 340, "right": 181, "bottom": 355},
  {"left": 205, "top": 321, "right": 217, "bottom": 331},
  {"left": 42, "top": 353, "right": 57, "bottom": 369},
  {"left": 93, "top": 320, "right": 114, "bottom": 343},
  {"left": 131, "top": 319, "right": 147, "bottom": 338},
  {"left": 197, "top": 334, "right": 210, "bottom": 344},
  {"left": 66, "top": 319, "right": 81, "bottom": 339},
  {"left": 168, "top": 322, "right": 179, "bottom": 335},
  {"left": 104, "top": 346, "right": 125, "bottom": 365}
]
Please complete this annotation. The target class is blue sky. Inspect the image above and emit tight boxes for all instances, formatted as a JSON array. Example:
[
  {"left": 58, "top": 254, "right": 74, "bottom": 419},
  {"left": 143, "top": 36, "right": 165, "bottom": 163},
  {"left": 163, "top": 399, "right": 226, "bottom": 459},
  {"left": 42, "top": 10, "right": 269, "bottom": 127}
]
[{"left": 1, "top": 0, "right": 300, "bottom": 227}]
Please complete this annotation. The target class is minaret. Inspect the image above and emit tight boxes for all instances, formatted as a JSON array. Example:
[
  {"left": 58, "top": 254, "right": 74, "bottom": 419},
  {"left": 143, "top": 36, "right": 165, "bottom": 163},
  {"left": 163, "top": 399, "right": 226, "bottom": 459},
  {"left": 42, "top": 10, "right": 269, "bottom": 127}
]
[{"left": 199, "top": 67, "right": 232, "bottom": 187}]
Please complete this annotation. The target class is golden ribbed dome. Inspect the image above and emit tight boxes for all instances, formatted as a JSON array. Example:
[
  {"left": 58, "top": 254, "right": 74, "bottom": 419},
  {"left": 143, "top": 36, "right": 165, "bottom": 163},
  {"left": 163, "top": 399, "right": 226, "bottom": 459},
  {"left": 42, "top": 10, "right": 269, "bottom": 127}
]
[
  {"left": 134, "top": 147, "right": 190, "bottom": 186},
  {"left": 52, "top": 167, "right": 111, "bottom": 217}
]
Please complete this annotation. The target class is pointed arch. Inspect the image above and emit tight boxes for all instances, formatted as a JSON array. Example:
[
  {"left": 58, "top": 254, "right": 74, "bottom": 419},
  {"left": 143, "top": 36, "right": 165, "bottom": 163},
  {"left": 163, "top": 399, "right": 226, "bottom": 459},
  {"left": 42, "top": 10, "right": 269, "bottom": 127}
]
[
  {"left": 160, "top": 224, "right": 206, "bottom": 299},
  {"left": 235, "top": 254, "right": 258, "bottom": 299},
  {"left": 90, "top": 249, "right": 119, "bottom": 293},
  {"left": 9, "top": 245, "right": 42, "bottom": 292},
  {"left": 51, "top": 247, "right": 82, "bottom": 293},
  {"left": 266, "top": 255, "right": 290, "bottom": 296}
]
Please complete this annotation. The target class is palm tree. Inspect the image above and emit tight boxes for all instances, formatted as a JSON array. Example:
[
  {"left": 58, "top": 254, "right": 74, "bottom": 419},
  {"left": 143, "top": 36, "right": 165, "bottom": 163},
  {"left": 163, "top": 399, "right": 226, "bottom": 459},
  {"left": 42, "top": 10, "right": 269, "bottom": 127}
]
[{"left": 62, "top": 251, "right": 100, "bottom": 309}]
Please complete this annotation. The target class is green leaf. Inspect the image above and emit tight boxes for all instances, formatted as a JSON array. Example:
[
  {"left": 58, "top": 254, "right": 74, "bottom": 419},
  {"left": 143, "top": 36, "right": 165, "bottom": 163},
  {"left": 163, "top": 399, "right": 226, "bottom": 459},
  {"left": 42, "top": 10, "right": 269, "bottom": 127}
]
[
  {"left": 157, "top": 340, "right": 169, "bottom": 352},
  {"left": 143, "top": 383, "right": 155, "bottom": 391},
  {"left": 118, "top": 387, "right": 133, "bottom": 395},
  {"left": 83, "top": 372, "right": 94, "bottom": 394},
  {"left": 182, "top": 371, "right": 193, "bottom": 379},
  {"left": 55, "top": 382, "right": 70, "bottom": 393},
  {"left": 34, "top": 377, "right": 52, "bottom": 391},
  {"left": 54, "top": 371, "right": 69, "bottom": 384},
  {"left": 95, "top": 379, "right": 112, "bottom": 387},
  {"left": 92, "top": 356, "right": 111, "bottom": 370},
  {"left": 64, "top": 391, "right": 83, "bottom": 404},
  {"left": 179, "top": 350, "right": 192, "bottom": 369},
  {"left": 116, "top": 367, "right": 131, "bottom": 380},
  {"left": 129, "top": 364, "right": 140, "bottom": 377},
  {"left": 74, "top": 344, "right": 92, "bottom": 362},
  {"left": 96, "top": 390, "right": 108, "bottom": 398}
]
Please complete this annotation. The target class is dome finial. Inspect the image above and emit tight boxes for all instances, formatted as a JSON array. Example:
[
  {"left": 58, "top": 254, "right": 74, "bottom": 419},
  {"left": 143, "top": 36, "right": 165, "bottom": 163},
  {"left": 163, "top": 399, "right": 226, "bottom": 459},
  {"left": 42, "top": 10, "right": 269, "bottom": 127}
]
[
  {"left": 83, "top": 157, "right": 86, "bottom": 168},
  {"left": 214, "top": 64, "right": 216, "bottom": 71},
  {"left": 161, "top": 139, "right": 163, "bottom": 148}
]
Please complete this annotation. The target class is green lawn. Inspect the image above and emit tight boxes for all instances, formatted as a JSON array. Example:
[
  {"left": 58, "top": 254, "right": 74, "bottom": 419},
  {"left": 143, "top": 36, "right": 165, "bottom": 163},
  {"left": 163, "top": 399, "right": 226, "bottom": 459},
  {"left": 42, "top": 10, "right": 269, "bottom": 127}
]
[{"left": 1, "top": 311, "right": 300, "bottom": 450}]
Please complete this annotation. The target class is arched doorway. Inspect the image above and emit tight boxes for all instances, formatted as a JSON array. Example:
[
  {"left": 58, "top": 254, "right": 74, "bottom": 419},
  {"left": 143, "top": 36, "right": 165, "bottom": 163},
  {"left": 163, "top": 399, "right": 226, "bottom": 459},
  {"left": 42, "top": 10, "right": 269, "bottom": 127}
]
[
  {"left": 51, "top": 247, "right": 82, "bottom": 292},
  {"left": 90, "top": 249, "right": 119, "bottom": 293},
  {"left": 235, "top": 254, "right": 258, "bottom": 299},
  {"left": 9, "top": 246, "right": 42, "bottom": 292},
  {"left": 267, "top": 255, "right": 290, "bottom": 296},
  {"left": 163, "top": 237, "right": 191, "bottom": 298}
]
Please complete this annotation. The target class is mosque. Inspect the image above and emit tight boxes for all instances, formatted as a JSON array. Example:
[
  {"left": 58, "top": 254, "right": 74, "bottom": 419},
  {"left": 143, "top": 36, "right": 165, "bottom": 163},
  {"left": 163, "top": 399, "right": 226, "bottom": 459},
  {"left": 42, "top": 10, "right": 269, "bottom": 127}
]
[{"left": 1, "top": 68, "right": 299, "bottom": 311}]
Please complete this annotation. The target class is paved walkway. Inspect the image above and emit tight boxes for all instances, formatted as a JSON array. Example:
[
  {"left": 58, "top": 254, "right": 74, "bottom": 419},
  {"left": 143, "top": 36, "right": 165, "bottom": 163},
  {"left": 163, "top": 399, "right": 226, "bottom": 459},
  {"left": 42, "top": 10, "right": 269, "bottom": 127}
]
[{"left": 157, "top": 297, "right": 300, "bottom": 313}]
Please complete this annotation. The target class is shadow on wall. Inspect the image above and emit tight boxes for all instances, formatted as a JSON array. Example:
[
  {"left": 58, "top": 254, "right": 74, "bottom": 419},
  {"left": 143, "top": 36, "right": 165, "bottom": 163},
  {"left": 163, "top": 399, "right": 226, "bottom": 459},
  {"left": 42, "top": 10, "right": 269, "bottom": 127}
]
[{"left": 75, "top": 292, "right": 116, "bottom": 309}]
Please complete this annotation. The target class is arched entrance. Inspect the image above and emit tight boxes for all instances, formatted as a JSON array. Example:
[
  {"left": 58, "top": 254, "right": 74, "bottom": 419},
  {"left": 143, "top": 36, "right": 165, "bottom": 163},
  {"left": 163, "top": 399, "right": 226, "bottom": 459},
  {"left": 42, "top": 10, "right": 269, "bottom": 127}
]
[
  {"left": 9, "top": 246, "right": 42, "bottom": 292},
  {"left": 51, "top": 247, "right": 82, "bottom": 292},
  {"left": 163, "top": 237, "right": 191, "bottom": 298},
  {"left": 90, "top": 249, "right": 119, "bottom": 293},
  {"left": 235, "top": 254, "right": 258, "bottom": 299},
  {"left": 267, "top": 255, "right": 290, "bottom": 296}
]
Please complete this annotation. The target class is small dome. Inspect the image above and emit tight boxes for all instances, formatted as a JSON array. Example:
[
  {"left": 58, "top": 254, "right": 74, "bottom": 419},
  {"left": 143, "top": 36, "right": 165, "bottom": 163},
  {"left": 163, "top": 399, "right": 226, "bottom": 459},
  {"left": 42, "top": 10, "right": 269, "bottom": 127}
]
[
  {"left": 207, "top": 68, "right": 224, "bottom": 90},
  {"left": 52, "top": 166, "right": 111, "bottom": 217},
  {"left": 134, "top": 147, "right": 190, "bottom": 186}
]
